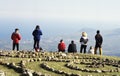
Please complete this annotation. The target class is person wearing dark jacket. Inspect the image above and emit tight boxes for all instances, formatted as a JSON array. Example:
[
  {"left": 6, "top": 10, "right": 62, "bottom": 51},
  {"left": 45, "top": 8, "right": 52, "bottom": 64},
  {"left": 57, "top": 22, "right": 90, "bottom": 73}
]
[
  {"left": 32, "top": 25, "right": 42, "bottom": 51},
  {"left": 11, "top": 28, "right": 21, "bottom": 51},
  {"left": 94, "top": 30, "right": 103, "bottom": 55},
  {"left": 68, "top": 40, "right": 77, "bottom": 53}
]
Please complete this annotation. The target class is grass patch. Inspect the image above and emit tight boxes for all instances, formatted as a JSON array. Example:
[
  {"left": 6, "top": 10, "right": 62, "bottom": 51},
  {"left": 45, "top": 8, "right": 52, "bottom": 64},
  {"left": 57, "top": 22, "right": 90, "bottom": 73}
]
[
  {"left": 25, "top": 61, "right": 61, "bottom": 76},
  {"left": 0, "top": 65, "right": 20, "bottom": 76}
]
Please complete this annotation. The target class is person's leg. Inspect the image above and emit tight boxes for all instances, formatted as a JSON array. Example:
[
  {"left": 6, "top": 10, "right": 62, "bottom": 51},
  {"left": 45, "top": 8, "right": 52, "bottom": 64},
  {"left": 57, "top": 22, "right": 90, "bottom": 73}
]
[
  {"left": 84, "top": 45, "right": 87, "bottom": 53},
  {"left": 94, "top": 47, "right": 98, "bottom": 54},
  {"left": 33, "top": 40, "right": 37, "bottom": 49},
  {"left": 63, "top": 50, "right": 65, "bottom": 52},
  {"left": 80, "top": 45, "right": 84, "bottom": 53},
  {"left": 94, "top": 44, "right": 98, "bottom": 54},
  {"left": 16, "top": 43, "right": 19, "bottom": 51},
  {"left": 36, "top": 40, "right": 40, "bottom": 49},
  {"left": 12, "top": 43, "right": 15, "bottom": 50},
  {"left": 99, "top": 48, "right": 102, "bottom": 55}
]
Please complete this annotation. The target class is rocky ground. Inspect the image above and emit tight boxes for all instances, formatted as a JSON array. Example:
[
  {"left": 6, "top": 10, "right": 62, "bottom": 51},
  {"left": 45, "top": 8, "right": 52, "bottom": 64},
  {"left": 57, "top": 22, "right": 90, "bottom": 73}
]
[{"left": 0, "top": 50, "right": 120, "bottom": 76}]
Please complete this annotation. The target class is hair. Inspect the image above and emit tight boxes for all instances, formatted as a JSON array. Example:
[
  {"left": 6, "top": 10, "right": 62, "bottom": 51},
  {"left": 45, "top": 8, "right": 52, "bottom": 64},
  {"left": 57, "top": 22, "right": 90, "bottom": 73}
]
[
  {"left": 90, "top": 46, "right": 93, "bottom": 49},
  {"left": 97, "top": 30, "right": 100, "bottom": 34},
  {"left": 71, "top": 40, "right": 74, "bottom": 44},
  {"left": 15, "top": 28, "right": 19, "bottom": 32},
  {"left": 82, "top": 32, "right": 87, "bottom": 37},
  {"left": 35, "top": 25, "right": 40, "bottom": 30},
  {"left": 60, "top": 39, "right": 63, "bottom": 42}
]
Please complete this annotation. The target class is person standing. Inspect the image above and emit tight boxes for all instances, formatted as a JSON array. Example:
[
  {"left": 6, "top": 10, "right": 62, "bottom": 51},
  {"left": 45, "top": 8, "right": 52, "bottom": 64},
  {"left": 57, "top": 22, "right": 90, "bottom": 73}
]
[
  {"left": 80, "top": 32, "right": 88, "bottom": 53},
  {"left": 58, "top": 39, "right": 66, "bottom": 52},
  {"left": 68, "top": 40, "right": 77, "bottom": 53},
  {"left": 94, "top": 30, "right": 103, "bottom": 55},
  {"left": 11, "top": 28, "right": 21, "bottom": 51},
  {"left": 32, "top": 25, "right": 43, "bottom": 51}
]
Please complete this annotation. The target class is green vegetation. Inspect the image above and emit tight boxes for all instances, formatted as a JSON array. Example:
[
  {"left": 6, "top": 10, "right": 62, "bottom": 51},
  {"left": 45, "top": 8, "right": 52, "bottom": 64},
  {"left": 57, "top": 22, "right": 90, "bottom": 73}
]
[
  {"left": 0, "top": 51, "right": 120, "bottom": 76},
  {"left": 0, "top": 65, "right": 20, "bottom": 76}
]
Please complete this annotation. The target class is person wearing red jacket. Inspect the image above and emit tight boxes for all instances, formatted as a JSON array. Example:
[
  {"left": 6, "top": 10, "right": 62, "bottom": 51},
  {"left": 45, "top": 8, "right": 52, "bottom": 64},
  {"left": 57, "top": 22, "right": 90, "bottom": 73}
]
[
  {"left": 58, "top": 39, "right": 66, "bottom": 52},
  {"left": 11, "top": 28, "right": 21, "bottom": 51}
]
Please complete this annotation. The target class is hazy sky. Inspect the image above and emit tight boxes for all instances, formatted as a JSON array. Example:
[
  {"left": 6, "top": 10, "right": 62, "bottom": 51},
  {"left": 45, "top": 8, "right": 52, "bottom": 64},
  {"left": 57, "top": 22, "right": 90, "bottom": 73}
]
[
  {"left": 1, "top": 0, "right": 120, "bottom": 22},
  {"left": 1, "top": 0, "right": 120, "bottom": 53}
]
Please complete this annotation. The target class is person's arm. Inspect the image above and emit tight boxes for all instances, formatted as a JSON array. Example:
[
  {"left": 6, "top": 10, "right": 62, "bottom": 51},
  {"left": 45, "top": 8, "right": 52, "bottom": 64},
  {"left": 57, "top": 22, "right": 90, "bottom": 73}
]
[
  {"left": 80, "top": 37, "right": 83, "bottom": 42},
  {"left": 95, "top": 35, "right": 97, "bottom": 41},
  {"left": 68, "top": 44, "right": 70, "bottom": 52},
  {"left": 64, "top": 43, "right": 66, "bottom": 49},
  {"left": 32, "top": 30, "right": 35, "bottom": 36},
  {"left": 39, "top": 30, "right": 43, "bottom": 35},
  {"left": 74, "top": 44, "right": 77, "bottom": 52},
  {"left": 18, "top": 34, "right": 21, "bottom": 40}
]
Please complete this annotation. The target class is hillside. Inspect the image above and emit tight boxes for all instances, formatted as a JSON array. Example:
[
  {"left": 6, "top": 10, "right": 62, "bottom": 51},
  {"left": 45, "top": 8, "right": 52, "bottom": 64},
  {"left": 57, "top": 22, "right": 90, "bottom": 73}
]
[
  {"left": 1, "top": 28, "right": 120, "bottom": 56},
  {"left": 0, "top": 50, "right": 120, "bottom": 76}
]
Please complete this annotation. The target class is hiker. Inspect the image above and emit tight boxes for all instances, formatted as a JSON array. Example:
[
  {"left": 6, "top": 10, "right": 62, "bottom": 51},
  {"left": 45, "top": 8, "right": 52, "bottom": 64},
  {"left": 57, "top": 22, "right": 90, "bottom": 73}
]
[
  {"left": 80, "top": 32, "right": 88, "bottom": 53},
  {"left": 94, "top": 30, "right": 103, "bottom": 55},
  {"left": 58, "top": 39, "right": 66, "bottom": 52},
  {"left": 68, "top": 40, "right": 77, "bottom": 53},
  {"left": 11, "top": 28, "right": 21, "bottom": 51},
  {"left": 88, "top": 46, "right": 94, "bottom": 54},
  {"left": 32, "top": 25, "right": 43, "bottom": 52}
]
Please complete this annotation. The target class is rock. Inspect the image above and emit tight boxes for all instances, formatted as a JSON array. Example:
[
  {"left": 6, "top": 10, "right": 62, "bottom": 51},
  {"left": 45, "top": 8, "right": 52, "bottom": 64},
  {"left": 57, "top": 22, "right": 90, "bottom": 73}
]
[
  {"left": 24, "top": 55, "right": 29, "bottom": 58},
  {"left": 47, "top": 57, "right": 52, "bottom": 61},
  {"left": 96, "top": 69, "right": 102, "bottom": 73},
  {"left": 110, "top": 69, "right": 115, "bottom": 72},
  {"left": 118, "top": 60, "right": 120, "bottom": 64},
  {"left": 71, "top": 73, "right": 80, "bottom": 76},
  {"left": 102, "top": 70, "right": 109, "bottom": 73},
  {"left": 37, "top": 58, "right": 41, "bottom": 61},
  {"left": 9, "top": 62, "right": 16, "bottom": 68},
  {"left": 75, "top": 66, "right": 80, "bottom": 70},
  {"left": 0, "top": 70, "right": 5, "bottom": 76},
  {"left": 61, "top": 53, "right": 67, "bottom": 57},
  {"left": 29, "top": 59, "right": 34, "bottom": 62},
  {"left": 116, "top": 68, "right": 120, "bottom": 72},
  {"left": 20, "top": 60, "right": 26, "bottom": 68},
  {"left": 112, "top": 75, "right": 119, "bottom": 76},
  {"left": 26, "top": 71, "right": 33, "bottom": 76},
  {"left": 85, "top": 69, "right": 90, "bottom": 72},
  {"left": 117, "top": 65, "right": 120, "bottom": 68},
  {"left": 74, "top": 56, "right": 79, "bottom": 59},
  {"left": 54, "top": 70, "right": 60, "bottom": 74},
  {"left": 58, "top": 70, "right": 64, "bottom": 74},
  {"left": 6, "top": 63, "right": 10, "bottom": 66},
  {"left": 24, "top": 69, "right": 34, "bottom": 76},
  {"left": 33, "top": 59, "right": 37, "bottom": 62},
  {"left": 87, "top": 75, "right": 92, "bottom": 76},
  {"left": 33, "top": 72, "right": 42, "bottom": 76},
  {"left": 27, "top": 59, "right": 31, "bottom": 62},
  {"left": 32, "top": 54, "right": 36, "bottom": 58}
]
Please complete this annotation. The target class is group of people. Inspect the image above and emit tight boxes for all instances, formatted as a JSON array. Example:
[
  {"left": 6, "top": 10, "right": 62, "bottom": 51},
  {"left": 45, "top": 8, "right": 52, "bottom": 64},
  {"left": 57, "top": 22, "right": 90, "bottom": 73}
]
[
  {"left": 11, "top": 25, "right": 42, "bottom": 52},
  {"left": 58, "top": 40, "right": 77, "bottom": 53},
  {"left": 58, "top": 30, "right": 103, "bottom": 55},
  {"left": 11, "top": 25, "right": 103, "bottom": 55}
]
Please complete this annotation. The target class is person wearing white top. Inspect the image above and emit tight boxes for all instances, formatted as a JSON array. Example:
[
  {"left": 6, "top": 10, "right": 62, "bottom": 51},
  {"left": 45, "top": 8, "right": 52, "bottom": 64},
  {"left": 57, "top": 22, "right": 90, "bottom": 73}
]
[
  {"left": 80, "top": 32, "right": 88, "bottom": 53},
  {"left": 88, "top": 46, "right": 94, "bottom": 54}
]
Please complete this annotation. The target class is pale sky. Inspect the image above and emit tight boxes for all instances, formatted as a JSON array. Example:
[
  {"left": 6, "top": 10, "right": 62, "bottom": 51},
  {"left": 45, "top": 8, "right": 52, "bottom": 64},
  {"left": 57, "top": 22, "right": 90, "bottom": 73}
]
[{"left": 0, "top": 0, "right": 120, "bottom": 22}]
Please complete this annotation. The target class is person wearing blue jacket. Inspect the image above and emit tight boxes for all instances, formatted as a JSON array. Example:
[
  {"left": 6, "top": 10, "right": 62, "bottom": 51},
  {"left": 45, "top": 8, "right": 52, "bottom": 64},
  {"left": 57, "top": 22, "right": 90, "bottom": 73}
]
[{"left": 32, "top": 25, "right": 43, "bottom": 51}]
